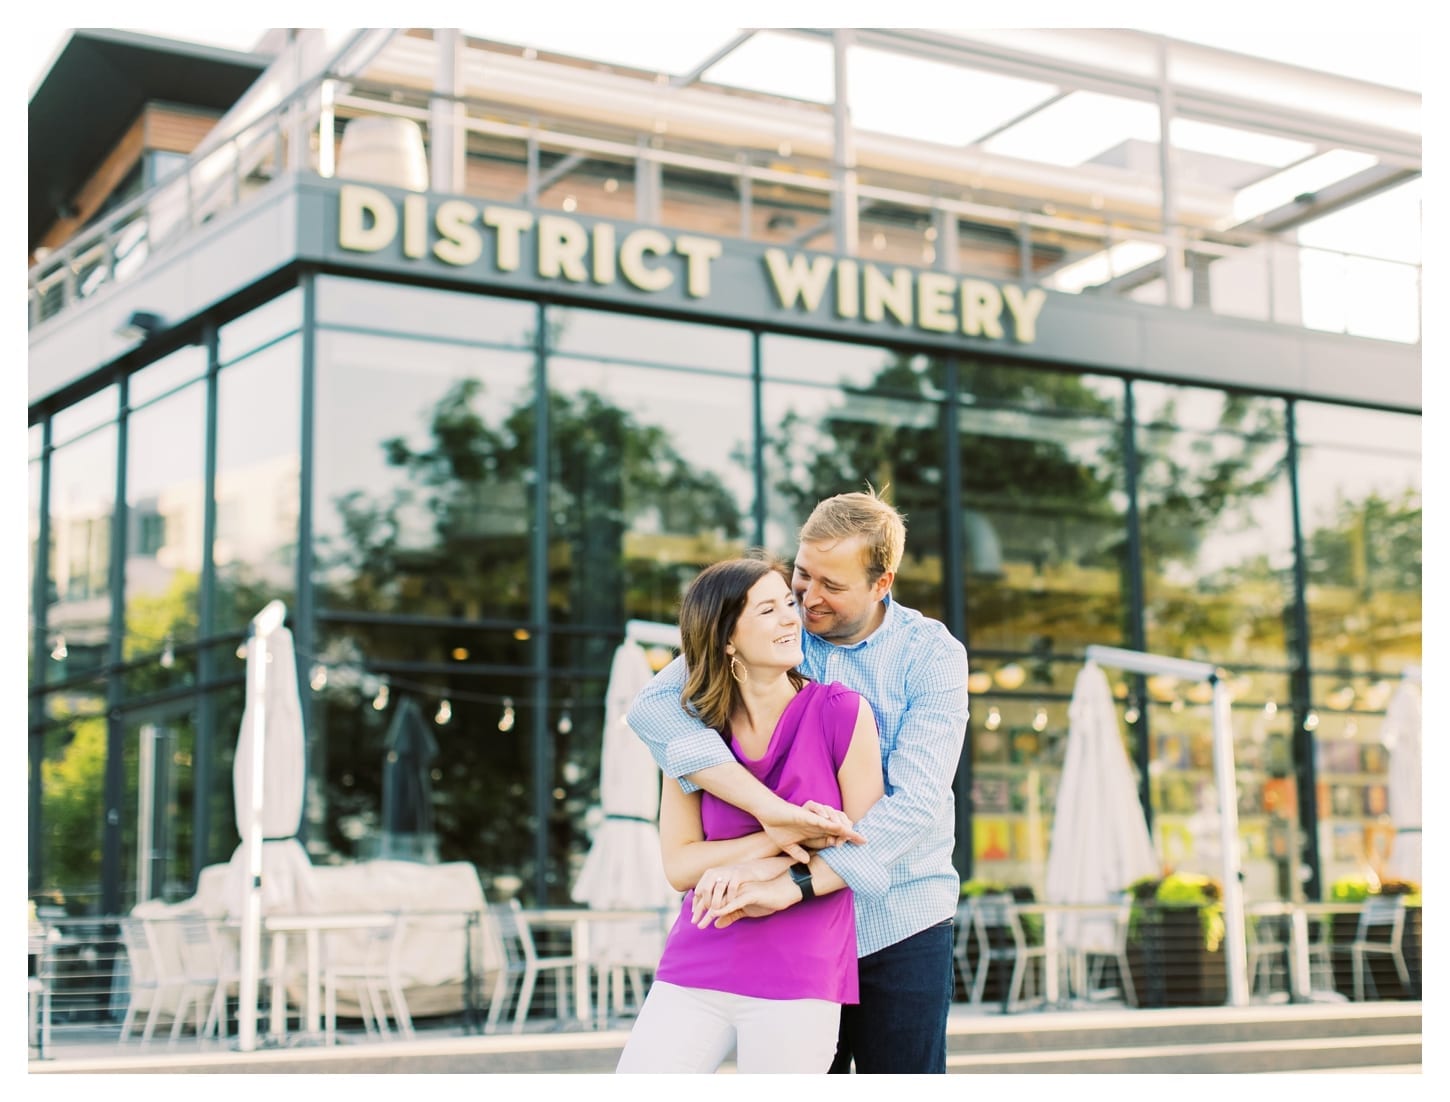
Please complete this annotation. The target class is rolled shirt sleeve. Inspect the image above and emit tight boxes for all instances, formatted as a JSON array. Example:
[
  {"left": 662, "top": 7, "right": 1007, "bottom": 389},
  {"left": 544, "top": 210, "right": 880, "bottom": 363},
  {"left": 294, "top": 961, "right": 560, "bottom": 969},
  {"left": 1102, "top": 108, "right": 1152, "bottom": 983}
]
[
  {"left": 817, "top": 639, "right": 969, "bottom": 900},
  {"left": 626, "top": 655, "right": 735, "bottom": 794}
]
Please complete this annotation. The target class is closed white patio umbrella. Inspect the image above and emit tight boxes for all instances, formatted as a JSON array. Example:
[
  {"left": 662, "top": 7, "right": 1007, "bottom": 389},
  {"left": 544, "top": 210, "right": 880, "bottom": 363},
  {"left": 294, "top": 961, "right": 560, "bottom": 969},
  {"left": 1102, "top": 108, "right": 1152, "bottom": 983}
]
[
  {"left": 1045, "top": 660, "right": 1159, "bottom": 954},
  {"left": 1383, "top": 667, "right": 1421, "bottom": 884},
  {"left": 223, "top": 602, "right": 316, "bottom": 1049}
]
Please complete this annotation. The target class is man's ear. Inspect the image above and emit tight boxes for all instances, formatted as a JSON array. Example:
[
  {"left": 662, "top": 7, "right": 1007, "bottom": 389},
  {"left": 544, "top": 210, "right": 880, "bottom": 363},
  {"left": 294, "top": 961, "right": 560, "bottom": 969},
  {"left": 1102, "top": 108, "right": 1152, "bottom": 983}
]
[{"left": 871, "top": 570, "right": 895, "bottom": 601}]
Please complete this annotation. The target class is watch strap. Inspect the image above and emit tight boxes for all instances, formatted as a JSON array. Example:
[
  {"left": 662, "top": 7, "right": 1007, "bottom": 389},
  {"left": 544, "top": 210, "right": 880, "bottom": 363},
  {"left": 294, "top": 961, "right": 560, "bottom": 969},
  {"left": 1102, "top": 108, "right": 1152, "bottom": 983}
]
[{"left": 789, "top": 861, "right": 815, "bottom": 901}]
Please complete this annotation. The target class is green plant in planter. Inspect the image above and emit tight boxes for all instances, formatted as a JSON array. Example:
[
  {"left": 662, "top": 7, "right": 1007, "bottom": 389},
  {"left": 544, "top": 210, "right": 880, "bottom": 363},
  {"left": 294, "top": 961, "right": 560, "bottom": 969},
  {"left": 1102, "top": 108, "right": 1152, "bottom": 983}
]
[
  {"left": 1329, "top": 874, "right": 1421, "bottom": 906},
  {"left": 1126, "top": 872, "right": 1225, "bottom": 950}
]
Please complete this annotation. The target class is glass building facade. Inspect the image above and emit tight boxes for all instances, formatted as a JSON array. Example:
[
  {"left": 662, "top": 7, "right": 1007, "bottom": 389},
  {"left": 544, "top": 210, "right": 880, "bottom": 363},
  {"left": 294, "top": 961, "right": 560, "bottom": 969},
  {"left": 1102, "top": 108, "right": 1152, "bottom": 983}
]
[
  {"left": 27, "top": 28, "right": 1420, "bottom": 920},
  {"left": 28, "top": 268, "right": 1421, "bottom": 912}
]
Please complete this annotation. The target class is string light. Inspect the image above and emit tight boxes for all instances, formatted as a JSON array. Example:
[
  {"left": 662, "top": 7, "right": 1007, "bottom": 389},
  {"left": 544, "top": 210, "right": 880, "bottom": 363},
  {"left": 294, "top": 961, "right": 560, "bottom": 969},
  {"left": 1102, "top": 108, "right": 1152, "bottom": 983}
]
[
  {"left": 372, "top": 682, "right": 390, "bottom": 711},
  {"left": 160, "top": 634, "right": 175, "bottom": 669},
  {"left": 1124, "top": 699, "right": 1141, "bottom": 725},
  {"left": 310, "top": 664, "right": 328, "bottom": 691},
  {"left": 1263, "top": 700, "right": 1278, "bottom": 717},
  {"left": 1032, "top": 706, "right": 1049, "bottom": 732},
  {"left": 985, "top": 706, "right": 1001, "bottom": 731},
  {"left": 498, "top": 697, "right": 516, "bottom": 732},
  {"left": 50, "top": 634, "right": 68, "bottom": 661},
  {"left": 435, "top": 698, "right": 452, "bottom": 725},
  {"left": 1303, "top": 710, "right": 1320, "bottom": 731},
  {"left": 557, "top": 702, "right": 573, "bottom": 735}
]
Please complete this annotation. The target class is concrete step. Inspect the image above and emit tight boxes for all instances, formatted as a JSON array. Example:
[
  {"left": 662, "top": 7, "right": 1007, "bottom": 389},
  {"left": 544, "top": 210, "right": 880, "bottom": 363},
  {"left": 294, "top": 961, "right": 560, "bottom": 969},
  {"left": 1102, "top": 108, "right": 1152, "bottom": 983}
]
[
  {"left": 943, "top": 1003, "right": 1421, "bottom": 1058},
  {"left": 33, "top": 1002, "right": 1421, "bottom": 1075},
  {"left": 945, "top": 1033, "right": 1422, "bottom": 1074}
]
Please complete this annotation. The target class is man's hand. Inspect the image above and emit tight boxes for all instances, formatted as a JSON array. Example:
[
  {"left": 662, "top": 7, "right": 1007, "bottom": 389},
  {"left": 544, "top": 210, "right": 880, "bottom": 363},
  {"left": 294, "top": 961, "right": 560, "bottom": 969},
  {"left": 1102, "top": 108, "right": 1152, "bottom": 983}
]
[
  {"left": 694, "top": 871, "right": 803, "bottom": 929},
  {"left": 758, "top": 799, "right": 865, "bottom": 863}
]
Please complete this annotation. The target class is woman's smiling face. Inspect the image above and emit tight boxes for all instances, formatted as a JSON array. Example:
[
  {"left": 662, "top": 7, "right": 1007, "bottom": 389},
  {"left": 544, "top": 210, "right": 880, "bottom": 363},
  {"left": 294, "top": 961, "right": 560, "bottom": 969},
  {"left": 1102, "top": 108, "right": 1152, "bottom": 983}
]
[{"left": 727, "top": 570, "right": 804, "bottom": 674}]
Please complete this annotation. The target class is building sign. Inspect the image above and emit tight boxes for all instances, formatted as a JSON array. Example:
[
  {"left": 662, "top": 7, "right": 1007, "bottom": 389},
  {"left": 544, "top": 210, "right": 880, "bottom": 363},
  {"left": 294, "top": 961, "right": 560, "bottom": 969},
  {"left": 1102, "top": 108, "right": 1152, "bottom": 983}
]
[{"left": 336, "top": 184, "right": 1046, "bottom": 344}]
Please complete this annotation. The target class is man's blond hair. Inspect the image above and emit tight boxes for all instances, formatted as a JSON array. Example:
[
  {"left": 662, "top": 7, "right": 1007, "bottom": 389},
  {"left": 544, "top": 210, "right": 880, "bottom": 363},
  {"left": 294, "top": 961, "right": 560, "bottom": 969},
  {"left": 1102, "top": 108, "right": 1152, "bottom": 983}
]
[{"left": 798, "top": 489, "right": 906, "bottom": 584}]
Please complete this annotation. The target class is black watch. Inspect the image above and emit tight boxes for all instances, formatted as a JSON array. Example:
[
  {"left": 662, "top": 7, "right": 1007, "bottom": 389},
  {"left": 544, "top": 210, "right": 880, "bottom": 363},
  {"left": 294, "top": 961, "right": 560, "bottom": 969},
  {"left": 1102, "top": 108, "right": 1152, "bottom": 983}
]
[{"left": 788, "top": 861, "right": 816, "bottom": 901}]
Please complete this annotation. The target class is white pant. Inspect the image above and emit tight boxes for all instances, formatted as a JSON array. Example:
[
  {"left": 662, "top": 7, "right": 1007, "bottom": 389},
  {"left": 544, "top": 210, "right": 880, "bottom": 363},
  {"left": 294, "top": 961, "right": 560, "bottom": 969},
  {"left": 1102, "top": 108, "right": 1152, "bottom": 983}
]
[{"left": 615, "top": 980, "right": 840, "bottom": 1074}]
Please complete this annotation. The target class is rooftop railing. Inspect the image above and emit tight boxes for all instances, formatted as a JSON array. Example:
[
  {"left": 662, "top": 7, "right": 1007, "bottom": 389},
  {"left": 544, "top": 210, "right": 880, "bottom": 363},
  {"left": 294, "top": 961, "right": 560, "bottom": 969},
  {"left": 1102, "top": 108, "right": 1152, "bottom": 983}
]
[{"left": 27, "top": 59, "right": 1422, "bottom": 346}]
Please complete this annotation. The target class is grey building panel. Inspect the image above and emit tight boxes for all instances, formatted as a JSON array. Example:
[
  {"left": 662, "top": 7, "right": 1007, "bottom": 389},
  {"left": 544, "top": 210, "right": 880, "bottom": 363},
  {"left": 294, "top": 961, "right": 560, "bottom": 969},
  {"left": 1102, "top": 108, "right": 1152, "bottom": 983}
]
[
  {"left": 30, "top": 175, "right": 1422, "bottom": 413},
  {"left": 29, "top": 182, "right": 302, "bottom": 406},
  {"left": 1139, "top": 310, "right": 1308, "bottom": 393}
]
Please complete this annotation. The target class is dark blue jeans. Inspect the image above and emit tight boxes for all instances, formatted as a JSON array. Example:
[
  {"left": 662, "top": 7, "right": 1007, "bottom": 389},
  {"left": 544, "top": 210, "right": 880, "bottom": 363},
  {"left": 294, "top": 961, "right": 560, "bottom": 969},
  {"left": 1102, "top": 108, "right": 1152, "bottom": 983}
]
[{"left": 829, "top": 918, "right": 954, "bottom": 1074}]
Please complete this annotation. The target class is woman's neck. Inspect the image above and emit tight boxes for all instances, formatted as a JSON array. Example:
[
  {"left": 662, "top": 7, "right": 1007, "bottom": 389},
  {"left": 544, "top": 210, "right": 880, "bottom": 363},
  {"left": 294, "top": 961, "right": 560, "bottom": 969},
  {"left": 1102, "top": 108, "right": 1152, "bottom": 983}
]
[{"left": 729, "top": 670, "right": 799, "bottom": 752}]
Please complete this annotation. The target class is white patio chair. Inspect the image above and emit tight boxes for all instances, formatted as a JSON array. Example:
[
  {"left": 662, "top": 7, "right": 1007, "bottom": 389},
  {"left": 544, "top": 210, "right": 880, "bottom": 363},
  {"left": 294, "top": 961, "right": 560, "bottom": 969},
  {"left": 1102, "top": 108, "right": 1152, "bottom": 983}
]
[
  {"left": 1351, "top": 895, "right": 1411, "bottom": 1001},
  {"left": 1081, "top": 896, "right": 1137, "bottom": 1007},
  {"left": 171, "top": 914, "right": 240, "bottom": 1041},
  {"left": 970, "top": 894, "right": 1049, "bottom": 1013},
  {"left": 1246, "top": 911, "right": 1290, "bottom": 1000},
  {"left": 118, "top": 916, "right": 186, "bottom": 1045},
  {"left": 323, "top": 914, "right": 413, "bottom": 1044},
  {"left": 485, "top": 899, "right": 578, "bottom": 1034}
]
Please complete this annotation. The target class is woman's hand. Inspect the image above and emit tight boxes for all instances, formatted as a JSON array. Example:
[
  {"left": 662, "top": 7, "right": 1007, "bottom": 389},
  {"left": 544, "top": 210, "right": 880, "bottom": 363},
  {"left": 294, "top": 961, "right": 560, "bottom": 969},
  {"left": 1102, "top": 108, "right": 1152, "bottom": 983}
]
[
  {"left": 798, "top": 801, "right": 860, "bottom": 848},
  {"left": 690, "top": 859, "right": 787, "bottom": 927}
]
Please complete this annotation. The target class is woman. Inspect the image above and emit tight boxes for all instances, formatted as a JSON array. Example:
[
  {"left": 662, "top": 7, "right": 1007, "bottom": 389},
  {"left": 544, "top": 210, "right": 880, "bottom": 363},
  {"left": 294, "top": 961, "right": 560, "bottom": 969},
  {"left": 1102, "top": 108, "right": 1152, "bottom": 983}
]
[{"left": 616, "top": 556, "right": 883, "bottom": 1074}]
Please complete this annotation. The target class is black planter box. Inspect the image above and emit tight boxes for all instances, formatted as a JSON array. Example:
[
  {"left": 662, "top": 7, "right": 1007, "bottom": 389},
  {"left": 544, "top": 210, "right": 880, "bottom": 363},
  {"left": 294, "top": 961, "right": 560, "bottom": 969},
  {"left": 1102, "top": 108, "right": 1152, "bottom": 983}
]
[{"left": 1126, "top": 905, "right": 1228, "bottom": 1008}]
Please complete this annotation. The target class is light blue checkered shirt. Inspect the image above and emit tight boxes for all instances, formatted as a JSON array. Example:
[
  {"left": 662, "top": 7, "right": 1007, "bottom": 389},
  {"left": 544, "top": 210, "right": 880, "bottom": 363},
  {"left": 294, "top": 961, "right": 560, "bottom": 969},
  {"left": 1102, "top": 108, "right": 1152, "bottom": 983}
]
[{"left": 627, "top": 595, "right": 969, "bottom": 958}]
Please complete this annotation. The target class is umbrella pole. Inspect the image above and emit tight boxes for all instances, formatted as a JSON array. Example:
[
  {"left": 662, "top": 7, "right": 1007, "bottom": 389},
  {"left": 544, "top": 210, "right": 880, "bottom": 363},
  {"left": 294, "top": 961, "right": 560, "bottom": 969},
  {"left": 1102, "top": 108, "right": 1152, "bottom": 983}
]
[{"left": 238, "top": 601, "right": 285, "bottom": 1052}]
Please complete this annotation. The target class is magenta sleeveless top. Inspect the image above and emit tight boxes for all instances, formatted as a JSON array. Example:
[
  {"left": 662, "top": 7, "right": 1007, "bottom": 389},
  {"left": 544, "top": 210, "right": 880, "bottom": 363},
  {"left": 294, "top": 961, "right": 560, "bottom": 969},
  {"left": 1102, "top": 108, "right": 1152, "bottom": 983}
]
[{"left": 653, "top": 680, "right": 861, "bottom": 1003}]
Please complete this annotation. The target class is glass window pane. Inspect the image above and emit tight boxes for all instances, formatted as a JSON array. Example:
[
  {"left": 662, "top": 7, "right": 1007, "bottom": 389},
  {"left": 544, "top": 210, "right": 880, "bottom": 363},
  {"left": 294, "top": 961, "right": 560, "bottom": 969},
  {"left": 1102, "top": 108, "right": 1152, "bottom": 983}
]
[
  {"left": 51, "top": 387, "right": 117, "bottom": 448},
  {"left": 128, "top": 344, "right": 207, "bottom": 408},
  {"left": 123, "top": 380, "right": 206, "bottom": 699},
  {"left": 214, "top": 336, "right": 301, "bottom": 635},
  {"left": 550, "top": 306, "right": 751, "bottom": 375},
  {"left": 1135, "top": 383, "right": 1293, "bottom": 669},
  {"left": 219, "top": 287, "right": 304, "bottom": 366},
  {"left": 958, "top": 363, "right": 1127, "bottom": 657},
  {"left": 315, "top": 275, "right": 534, "bottom": 347},
  {"left": 1296, "top": 402, "right": 1420, "bottom": 675},
  {"left": 760, "top": 337, "right": 946, "bottom": 621},
  {"left": 548, "top": 354, "right": 754, "bottom": 650},
  {"left": 36, "top": 715, "right": 107, "bottom": 911},
  {"left": 313, "top": 662, "right": 539, "bottom": 893},
  {"left": 314, "top": 330, "right": 535, "bottom": 620},
  {"left": 46, "top": 423, "right": 117, "bottom": 687}
]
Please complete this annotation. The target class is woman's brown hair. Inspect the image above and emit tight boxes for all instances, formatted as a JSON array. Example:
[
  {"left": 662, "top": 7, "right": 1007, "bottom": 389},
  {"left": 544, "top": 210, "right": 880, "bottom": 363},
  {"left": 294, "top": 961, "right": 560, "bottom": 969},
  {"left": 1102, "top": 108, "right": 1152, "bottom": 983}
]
[{"left": 678, "top": 555, "right": 806, "bottom": 732}]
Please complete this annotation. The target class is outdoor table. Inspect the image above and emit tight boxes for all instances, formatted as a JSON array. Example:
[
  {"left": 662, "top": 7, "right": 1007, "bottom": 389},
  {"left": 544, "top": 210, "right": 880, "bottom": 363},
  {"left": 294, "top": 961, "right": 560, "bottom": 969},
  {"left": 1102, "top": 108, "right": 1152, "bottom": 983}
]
[
  {"left": 227, "top": 912, "right": 397, "bottom": 1042},
  {"left": 522, "top": 907, "right": 672, "bottom": 1028}
]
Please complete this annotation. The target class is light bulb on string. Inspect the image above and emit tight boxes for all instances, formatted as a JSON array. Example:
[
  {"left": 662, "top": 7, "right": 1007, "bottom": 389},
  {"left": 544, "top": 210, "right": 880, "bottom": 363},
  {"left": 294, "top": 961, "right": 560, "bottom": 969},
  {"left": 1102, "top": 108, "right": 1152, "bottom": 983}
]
[
  {"left": 1124, "top": 699, "right": 1140, "bottom": 725},
  {"left": 50, "top": 634, "right": 68, "bottom": 661},
  {"left": 160, "top": 634, "right": 175, "bottom": 669},
  {"left": 1303, "top": 710, "right": 1320, "bottom": 732},
  {"left": 557, "top": 702, "right": 573, "bottom": 735},
  {"left": 435, "top": 698, "right": 452, "bottom": 725},
  {"left": 1264, "top": 700, "right": 1278, "bottom": 717},
  {"left": 498, "top": 697, "right": 516, "bottom": 732},
  {"left": 309, "top": 664, "right": 328, "bottom": 691},
  {"left": 1032, "top": 706, "right": 1049, "bottom": 732},
  {"left": 985, "top": 707, "right": 1001, "bottom": 731},
  {"left": 372, "top": 682, "right": 390, "bottom": 710},
  {"left": 236, "top": 640, "right": 248, "bottom": 659}
]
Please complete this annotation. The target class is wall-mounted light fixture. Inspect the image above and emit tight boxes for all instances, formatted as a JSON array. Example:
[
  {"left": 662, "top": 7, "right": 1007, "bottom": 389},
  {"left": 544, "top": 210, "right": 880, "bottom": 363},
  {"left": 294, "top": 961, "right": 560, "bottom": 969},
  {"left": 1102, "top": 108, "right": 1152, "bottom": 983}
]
[{"left": 115, "top": 310, "right": 167, "bottom": 342}]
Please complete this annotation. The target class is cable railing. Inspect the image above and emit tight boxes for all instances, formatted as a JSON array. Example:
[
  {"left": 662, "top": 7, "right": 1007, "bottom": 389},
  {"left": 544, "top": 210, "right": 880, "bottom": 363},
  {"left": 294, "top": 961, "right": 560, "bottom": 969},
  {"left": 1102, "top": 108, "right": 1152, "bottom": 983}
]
[{"left": 27, "top": 62, "right": 1422, "bottom": 345}]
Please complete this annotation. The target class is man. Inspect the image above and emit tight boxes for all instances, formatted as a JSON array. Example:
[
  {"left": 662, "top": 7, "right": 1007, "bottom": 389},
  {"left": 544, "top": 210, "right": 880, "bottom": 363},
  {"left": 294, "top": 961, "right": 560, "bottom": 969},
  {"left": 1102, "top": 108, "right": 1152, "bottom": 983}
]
[{"left": 627, "top": 490, "right": 969, "bottom": 1073}]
